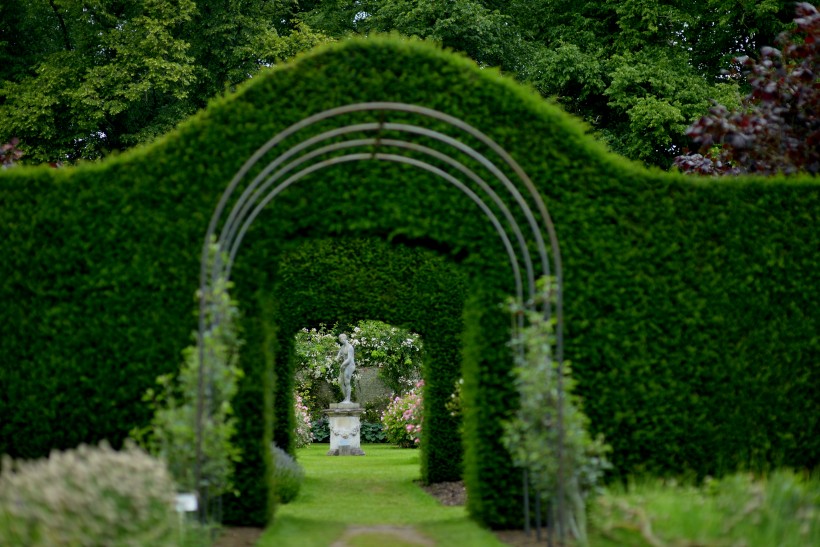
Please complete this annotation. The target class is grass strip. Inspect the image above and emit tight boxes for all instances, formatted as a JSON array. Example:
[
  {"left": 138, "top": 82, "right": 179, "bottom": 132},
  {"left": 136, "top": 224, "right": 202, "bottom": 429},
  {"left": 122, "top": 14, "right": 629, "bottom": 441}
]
[{"left": 256, "top": 444, "right": 506, "bottom": 546}]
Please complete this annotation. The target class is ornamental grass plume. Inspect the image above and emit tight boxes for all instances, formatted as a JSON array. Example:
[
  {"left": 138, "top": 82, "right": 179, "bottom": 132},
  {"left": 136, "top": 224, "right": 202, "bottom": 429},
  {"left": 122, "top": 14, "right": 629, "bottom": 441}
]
[{"left": 0, "top": 441, "right": 179, "bottom": 546}]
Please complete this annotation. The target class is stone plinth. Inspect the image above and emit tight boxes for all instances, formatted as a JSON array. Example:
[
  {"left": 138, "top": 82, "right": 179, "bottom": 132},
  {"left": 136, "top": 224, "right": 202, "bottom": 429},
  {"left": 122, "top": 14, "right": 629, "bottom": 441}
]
[{"left": 324, "top": 402, "right": 365, "bottom": 456}]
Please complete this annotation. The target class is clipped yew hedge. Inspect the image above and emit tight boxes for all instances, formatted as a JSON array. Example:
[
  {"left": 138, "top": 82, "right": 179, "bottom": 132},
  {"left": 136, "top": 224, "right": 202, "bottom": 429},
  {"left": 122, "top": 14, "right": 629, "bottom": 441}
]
[
  {"left": 259, "top": 238, "right": 467, "bottom": 480},
  {"left": 0, "top": 37, "right": 818, "bottom": 528}
]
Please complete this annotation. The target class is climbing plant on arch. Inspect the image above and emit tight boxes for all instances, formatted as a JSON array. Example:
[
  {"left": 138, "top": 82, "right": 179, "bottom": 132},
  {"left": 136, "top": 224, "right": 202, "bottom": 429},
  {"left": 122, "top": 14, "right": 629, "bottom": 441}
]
[{"left": 0, "top": 37, "right": 818, "bottom": 530}]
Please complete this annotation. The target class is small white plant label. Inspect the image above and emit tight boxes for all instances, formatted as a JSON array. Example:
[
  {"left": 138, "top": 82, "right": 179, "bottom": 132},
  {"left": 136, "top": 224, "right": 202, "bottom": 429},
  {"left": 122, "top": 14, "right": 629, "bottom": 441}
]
[{"left": 175, "top": 493, "right": 198, "bottom": 513}]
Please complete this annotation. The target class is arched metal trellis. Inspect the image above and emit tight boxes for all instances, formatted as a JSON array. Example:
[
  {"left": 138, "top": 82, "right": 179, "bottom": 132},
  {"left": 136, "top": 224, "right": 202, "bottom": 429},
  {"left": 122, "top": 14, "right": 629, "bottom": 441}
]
[{"left": 195, "top": 103, "right": 567, "bottom": 540}]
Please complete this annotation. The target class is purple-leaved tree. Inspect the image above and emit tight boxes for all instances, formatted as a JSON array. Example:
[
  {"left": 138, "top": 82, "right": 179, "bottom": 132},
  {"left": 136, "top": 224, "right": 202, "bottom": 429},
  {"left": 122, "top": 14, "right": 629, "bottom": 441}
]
[
  {"left": 1, "top": 138, "right": 23, "bottom": 168},
  {"left": 675, "top": 3, "right": 819, "bottom": 176}
]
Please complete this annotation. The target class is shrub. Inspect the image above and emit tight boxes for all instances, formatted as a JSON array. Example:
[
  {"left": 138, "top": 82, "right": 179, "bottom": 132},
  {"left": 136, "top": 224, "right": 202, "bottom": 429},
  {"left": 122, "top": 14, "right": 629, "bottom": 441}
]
[
  {"left": 382, "top": 381, "right": 424, "bottom": 448},
  {"left": 294, "top": 324, "right": 342, "bottom": 389},
  {"left": 350, "top": 320, "right": 423, "bottom": 394},
  {"left": 363, "top": 397, "right": 391, "bottom": 423},
  {"left": 361, "top": 422, "right": 388, "bottom": 443},
  {"left": 502, "top": 288, "right": 611, "bottom": 544},
  {"left": 445, "top": 378, "right": 463, "bottom": 420},
  {"left": 311, "top": 417, "right": 330, "bottom": 443},
  {"left": 2, "top": 36, "right": 818, "bottom": 529},
  {"left": 0, "top": 441, "right": 179, "bottom": 546},
  {"left": 293, "top": 393, "right": 313, "bottom": 449},
  {"left": 1, "top": 138, "right": 23, "bottom": 169},
  {"left": 593, "top": 470, "right": 820, "bottom": 546},
  {"left": 675, "top": 3, "right": 819, "bottom": 175},
  {"left": 270, "top": 445, "right": 304, "bottom": 504}
]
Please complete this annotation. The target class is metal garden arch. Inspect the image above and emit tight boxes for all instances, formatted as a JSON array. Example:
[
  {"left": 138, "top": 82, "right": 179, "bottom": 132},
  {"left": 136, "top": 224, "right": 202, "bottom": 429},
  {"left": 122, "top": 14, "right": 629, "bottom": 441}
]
[{"left": 195, "top": 103, "right": 567, "bottom": 540}]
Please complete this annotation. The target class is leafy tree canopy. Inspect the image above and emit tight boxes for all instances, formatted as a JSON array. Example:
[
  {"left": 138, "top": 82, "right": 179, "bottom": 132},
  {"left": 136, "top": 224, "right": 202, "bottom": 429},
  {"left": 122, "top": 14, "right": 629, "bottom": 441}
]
[
  {"left": 266, "top": 0, "right": 797, "bottom": 168},
  {"left": 0, "top": 0, "right": 331, "bottom": 163},
  {"left": 675, "top": 2, "right": 819, "bottom": 176},
  {"left": 2, "top": 0, "right": 797, "bottom": 167}
]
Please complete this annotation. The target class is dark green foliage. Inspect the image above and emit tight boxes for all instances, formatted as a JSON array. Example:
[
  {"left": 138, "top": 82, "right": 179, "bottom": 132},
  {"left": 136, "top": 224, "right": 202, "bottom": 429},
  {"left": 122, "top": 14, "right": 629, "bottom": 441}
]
[
  {"left": 297, "top": 1, "right": 795, "bottom": 168},
  {"left": 360, "top": 423, "right": 387, "bottom": 444},
  {"left": 267, "top": 238, "right": 467, "bottom": 487},
  {"left": 311, "top": 419, "right": 330, "bottom": 443},
  {"left": 0, "top": 0, "right": 329, "bottom": 163},
  {"left": 0, "top": 37, "right": 818, "bottom": 529},
  {"left": 363, "top": 398, "right": 391, "bottom": 424},
  {"left": 222, "top": 294, "right": 275, "bottom": 524}
]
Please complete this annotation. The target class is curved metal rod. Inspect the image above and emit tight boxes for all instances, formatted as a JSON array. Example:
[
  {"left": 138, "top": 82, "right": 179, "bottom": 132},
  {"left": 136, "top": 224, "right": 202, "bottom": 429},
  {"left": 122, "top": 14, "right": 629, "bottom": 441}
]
[
  {"left": 217, "top": 123, "right": 381, "bottom": 262},
  {"left": 215, "top": 122, "right": 544, "bottom": 310},
  {"left": 197, "top": 102, "right": 566, "bottom": 535},
  {"left": 218, "top": 137, "right": 535, "bottom": 301},
  {"left": 222, "top": 152, "right": 525, "bottom": 307},
  {"left": 381, "top": 122, "right": 551, "bottom": 299},
  {"left": 208, "top": 103, "right": 554, "bottom": 316}
]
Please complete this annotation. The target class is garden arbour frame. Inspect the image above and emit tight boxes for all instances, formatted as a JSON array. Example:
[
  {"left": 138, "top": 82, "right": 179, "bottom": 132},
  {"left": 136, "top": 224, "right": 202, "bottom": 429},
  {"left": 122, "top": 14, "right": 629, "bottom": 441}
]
[{"left": 195, "top": 102, "right": 568, "bottom": 536}]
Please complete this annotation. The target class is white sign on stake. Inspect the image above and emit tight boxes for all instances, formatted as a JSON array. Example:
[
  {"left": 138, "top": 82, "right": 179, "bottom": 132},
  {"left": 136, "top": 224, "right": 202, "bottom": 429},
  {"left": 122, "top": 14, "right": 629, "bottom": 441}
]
[{"left": 175, "top": 493, "right": 198, "bottom": 513}]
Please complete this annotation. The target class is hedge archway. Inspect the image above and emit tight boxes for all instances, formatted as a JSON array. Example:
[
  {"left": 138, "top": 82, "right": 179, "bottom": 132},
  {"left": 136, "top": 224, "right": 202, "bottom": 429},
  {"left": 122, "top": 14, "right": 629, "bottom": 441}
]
[{"left": 201, "top": 102, "right": 566, "bottom": 526}]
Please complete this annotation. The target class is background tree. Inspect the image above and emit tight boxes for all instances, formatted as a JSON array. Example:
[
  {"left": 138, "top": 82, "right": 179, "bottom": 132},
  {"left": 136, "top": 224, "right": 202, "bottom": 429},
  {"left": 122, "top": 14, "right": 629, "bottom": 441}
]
[
  {"left": 675, "top": 3, "right": 819, "bottom": 176},
  {"left": 0, "top": 0, "right": 331, "bottom": 163},
  {"left": 500, "top": 0, "right": 794, "bottom": 167},
  {"left": 2, "top": 1, "right": 798, "bottom": 168},
  {"left": 1, "top": 138, "right": 23, "bottom": 168},
  {"left": 294, "top": 0, "right": 796, "bottom": 168}
]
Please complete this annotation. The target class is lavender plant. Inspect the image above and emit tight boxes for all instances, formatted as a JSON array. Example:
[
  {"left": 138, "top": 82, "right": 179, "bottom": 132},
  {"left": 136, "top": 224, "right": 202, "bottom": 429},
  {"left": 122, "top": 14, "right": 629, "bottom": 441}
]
[{"left": 270, "top": 445, "right": 304, "bottom": 504}]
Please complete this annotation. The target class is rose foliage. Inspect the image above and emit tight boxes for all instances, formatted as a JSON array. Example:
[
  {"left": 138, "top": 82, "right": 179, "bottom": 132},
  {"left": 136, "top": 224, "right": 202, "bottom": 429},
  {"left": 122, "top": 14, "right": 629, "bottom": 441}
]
[
  {"left": 382, "top": 380, "right": 424, "bottom": 448},
  {"left": 293, "top": 394, "right": 312, "bottom": 449},
  {"left": 294, "top": 320, "right": 422, "bottom": 402}
]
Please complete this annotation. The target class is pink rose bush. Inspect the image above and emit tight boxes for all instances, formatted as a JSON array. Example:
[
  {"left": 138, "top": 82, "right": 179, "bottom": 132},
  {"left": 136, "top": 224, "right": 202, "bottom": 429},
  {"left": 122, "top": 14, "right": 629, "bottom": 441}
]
[
  {"left": 293, "top": 394, "right": 313, "bottom": 449},
  {"left": 381, "top": 380, "right": 424, "bottom": 448}
]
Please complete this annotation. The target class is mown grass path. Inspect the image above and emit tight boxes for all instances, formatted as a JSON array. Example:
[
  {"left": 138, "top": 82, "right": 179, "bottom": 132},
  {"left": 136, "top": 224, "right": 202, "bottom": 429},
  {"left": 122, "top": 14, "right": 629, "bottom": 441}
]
[{"left": 257, "top": 444, "right": 507, "bottom": 547}]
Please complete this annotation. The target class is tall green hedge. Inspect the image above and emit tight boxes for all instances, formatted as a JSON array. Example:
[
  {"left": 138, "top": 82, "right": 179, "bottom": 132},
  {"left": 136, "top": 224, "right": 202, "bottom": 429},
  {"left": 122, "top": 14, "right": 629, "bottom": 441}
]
[
  {"left": 257, "top": 238, "right": 467, "bottom": 484},
  {"left": 1, "top": 37, "right": 818, "bottom": 529}
]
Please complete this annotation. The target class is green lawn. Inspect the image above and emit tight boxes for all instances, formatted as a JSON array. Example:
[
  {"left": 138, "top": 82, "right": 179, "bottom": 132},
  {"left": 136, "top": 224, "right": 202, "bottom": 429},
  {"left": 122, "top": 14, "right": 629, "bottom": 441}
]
[
  {"left": 254, "top": 445, "right": 820, "bottom": 547},
  {"left": 256, "top": 444, "right": 507, "bottom": 546}
]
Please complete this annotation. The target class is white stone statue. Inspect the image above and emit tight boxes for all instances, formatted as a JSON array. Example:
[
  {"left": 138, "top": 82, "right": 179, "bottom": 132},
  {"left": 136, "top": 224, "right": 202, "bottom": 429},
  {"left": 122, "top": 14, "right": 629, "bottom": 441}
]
[{"left": 336, "top": 333, "right": 355, "bottom": 403}]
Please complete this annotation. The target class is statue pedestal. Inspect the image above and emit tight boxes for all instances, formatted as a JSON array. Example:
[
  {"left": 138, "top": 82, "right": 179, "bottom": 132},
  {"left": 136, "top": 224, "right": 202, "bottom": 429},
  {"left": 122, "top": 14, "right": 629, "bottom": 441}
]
[{"left": 324, "top": 402, "right": 365, "bottom": 456}]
